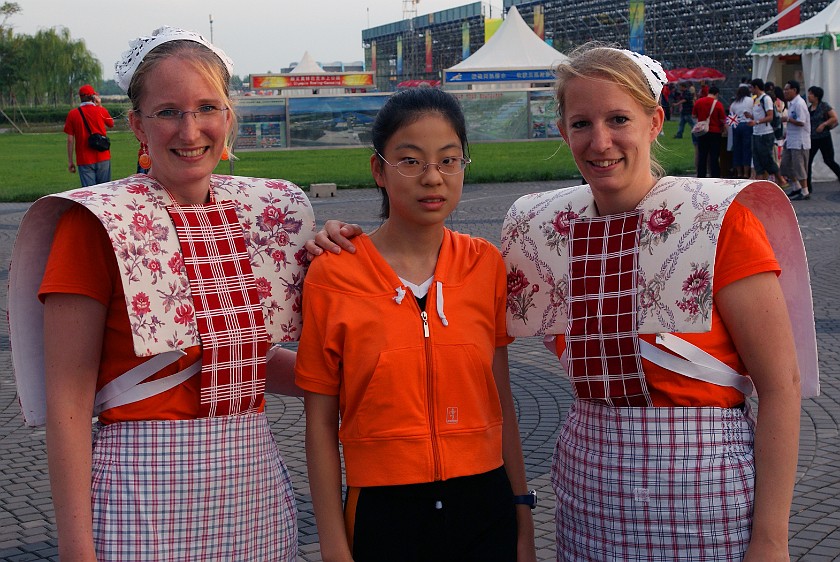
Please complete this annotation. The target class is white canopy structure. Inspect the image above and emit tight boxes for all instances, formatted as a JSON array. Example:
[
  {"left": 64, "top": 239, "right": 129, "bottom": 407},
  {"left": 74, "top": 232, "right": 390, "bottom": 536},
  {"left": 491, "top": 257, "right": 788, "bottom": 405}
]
[
  {"left": 444, "top": 6, "right": 567, "bottom": 89},
  {"left": 749, "top": 0, "right": 840, "bottom": 180},
  {"left": 289, "top": 51, "right": 326, "bottom": 74}
]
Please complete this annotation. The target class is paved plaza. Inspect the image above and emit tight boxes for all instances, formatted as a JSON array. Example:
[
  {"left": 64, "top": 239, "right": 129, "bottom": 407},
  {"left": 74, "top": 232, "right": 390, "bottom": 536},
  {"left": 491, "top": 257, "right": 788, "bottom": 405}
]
[{"left": 1, "top": 178, "right": 839, "bottom": 561}]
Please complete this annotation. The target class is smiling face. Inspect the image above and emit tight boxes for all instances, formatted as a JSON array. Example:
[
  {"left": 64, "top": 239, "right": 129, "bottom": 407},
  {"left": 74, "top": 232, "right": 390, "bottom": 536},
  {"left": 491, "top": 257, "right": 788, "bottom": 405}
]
[
  {"left": 129, "top": 56, "right": 232, "bottom": 203},
  {"left": 371, "top": 112, "right": 464, "bottom": 231},
  {"left": 558, "top": 76, "right": 663, "bottom": 215}
]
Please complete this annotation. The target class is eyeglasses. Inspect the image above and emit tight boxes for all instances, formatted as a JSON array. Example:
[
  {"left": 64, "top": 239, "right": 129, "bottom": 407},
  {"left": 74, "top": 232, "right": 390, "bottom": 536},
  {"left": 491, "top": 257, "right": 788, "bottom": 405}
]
[
  {"left": 139, "top": 105, "right": 229, "bottom": 121},
  {"left": 376, "top": 152, "right": 470, "bottom": 177}
]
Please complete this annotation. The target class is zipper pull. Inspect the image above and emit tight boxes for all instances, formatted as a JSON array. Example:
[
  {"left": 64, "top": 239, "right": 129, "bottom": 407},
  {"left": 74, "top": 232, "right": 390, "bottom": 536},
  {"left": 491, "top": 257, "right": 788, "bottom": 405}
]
[{"left": 421, "top": 311, "right": 430, "bottom": 338}]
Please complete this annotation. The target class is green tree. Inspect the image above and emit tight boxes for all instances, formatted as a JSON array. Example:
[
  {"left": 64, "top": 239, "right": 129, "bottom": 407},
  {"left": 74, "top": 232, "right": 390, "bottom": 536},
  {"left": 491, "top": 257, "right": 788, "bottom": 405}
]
[
  {"left": 98, "top": 79, "right": 123, "bottom": 96},
  {"left": 0, "top": 2, "right": 21, "bottom": 104},
  {"left": 0, "top": 28, "right": 23, "bottom": 104},
  {"left": 15, "top": 27, "right": 101, "bottom": 105},
  {"left": 0, "top": 2, "right": 21, "bottom": 29}
]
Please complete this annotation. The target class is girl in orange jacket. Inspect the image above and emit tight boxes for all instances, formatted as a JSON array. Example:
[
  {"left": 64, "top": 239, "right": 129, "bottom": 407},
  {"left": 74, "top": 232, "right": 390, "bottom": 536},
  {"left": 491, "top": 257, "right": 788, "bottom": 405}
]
[{"left": 296, "top": 88, "right": 536, "bottom": 562}]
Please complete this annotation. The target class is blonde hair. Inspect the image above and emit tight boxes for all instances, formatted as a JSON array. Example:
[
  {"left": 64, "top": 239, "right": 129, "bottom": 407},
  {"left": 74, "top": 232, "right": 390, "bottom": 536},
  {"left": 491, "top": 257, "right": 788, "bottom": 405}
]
[
  {"left": 128, "top": 40, "right": 238, "bottom": 151},
  {"left": 554, "top": 42, "right": 664, "bottom": 179}
]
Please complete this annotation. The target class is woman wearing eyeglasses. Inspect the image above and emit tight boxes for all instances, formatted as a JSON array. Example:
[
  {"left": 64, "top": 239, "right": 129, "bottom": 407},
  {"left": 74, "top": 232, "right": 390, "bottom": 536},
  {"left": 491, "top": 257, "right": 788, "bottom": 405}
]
[
  {"left": 295, "top": 88, "right": 536, "bottom": 562},
  {"left": 8, "top": 26, "right": 312, "bottom": 561}
]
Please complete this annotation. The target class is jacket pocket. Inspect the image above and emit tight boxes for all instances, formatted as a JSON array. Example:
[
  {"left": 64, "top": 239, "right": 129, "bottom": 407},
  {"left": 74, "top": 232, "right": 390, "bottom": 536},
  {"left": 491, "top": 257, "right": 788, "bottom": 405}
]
[
  {"left": 433, "top": 343, "right": 502, "bottom": 433},
  {"left": 349, "top": 346, "right": 430, "bottom": 439}
]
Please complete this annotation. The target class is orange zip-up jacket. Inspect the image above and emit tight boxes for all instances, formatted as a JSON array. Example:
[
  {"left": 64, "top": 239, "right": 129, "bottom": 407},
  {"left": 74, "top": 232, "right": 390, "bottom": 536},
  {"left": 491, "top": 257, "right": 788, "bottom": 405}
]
[{"left": 296, "top": 229, "right": 513, "bottom": 487}]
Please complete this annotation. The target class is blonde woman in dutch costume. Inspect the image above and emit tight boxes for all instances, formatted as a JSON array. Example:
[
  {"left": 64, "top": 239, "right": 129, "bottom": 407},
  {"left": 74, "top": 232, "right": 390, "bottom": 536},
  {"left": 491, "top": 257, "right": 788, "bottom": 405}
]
[
  {"left": 502, "top": 45, "right": 818, "bottom": 561},
  {"left": 8, "top": 27, "right": 314, "bottom": 561}
]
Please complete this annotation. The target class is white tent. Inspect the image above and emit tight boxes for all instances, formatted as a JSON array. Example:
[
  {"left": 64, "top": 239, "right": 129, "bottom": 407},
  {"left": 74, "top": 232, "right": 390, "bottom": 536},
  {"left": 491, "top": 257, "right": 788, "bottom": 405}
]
[
  {"left": 289, "top": 51, "right": 325, "bottom": 74},
  {"left": 444, "top": 5, "right": 567, "bottom": 88},
  {"left": 749, "top": 0, "right": 840, "bottom": 180}
]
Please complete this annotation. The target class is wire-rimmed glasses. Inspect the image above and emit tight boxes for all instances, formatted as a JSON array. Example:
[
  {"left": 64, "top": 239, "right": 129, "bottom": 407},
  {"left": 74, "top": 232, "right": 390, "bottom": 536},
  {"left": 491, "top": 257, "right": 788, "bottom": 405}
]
[
  {"left": 376, "top": 152, "right": 470, "bottom": 177},
  {"left": 139, "top": 105, "right": 230, "bottom": 122}
]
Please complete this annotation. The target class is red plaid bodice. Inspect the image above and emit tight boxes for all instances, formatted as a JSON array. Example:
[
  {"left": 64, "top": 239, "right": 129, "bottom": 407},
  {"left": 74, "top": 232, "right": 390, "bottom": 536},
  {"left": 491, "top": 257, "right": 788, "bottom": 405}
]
[
  {"left": 168, "top": 200, "right": 269, "bottom": 417},
  {"left": 565, "top": 212, "right": 652, "bottom": 406}
]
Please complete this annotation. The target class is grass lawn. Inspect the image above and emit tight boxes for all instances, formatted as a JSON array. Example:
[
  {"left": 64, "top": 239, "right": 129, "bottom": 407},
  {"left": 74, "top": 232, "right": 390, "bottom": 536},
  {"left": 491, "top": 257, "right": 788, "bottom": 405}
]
[{"left": 0, "top": 121, "right": 695, "bottom": 202}]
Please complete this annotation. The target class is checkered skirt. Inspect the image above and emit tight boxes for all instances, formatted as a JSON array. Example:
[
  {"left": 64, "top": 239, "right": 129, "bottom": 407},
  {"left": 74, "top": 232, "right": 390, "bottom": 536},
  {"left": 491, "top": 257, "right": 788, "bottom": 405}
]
[
  {"left": 91, "top": 412, "right": 297, "bottom": 561},
  {"left": 552, "top": 400, "right": 755, "bottom": 561}
]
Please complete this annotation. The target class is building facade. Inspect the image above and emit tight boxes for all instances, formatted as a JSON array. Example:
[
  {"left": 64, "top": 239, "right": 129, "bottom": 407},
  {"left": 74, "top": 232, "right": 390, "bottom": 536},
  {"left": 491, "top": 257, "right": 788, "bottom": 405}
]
[
  {"left": 362, "top": 2, "right": 492, "bottom": 91},
  {"left": 362, "top": 0, "right": 831, "bottom": 93}
]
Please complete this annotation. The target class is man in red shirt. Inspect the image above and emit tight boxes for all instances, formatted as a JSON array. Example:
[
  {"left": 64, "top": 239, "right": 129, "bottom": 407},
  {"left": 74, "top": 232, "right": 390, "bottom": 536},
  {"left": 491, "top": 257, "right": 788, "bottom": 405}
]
[
  {"left": 692, "top": 85, "right": 726, "bottom": 177},
  {"left": 64, "top": 84, "right": 114, "bottom": 186}
]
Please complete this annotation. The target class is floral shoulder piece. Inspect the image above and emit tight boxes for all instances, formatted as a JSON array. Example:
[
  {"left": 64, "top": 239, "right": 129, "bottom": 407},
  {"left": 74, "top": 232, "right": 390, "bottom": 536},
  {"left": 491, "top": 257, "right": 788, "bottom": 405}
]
[{"left": 54, "top": 175, "right": 314, "bottom": 355}]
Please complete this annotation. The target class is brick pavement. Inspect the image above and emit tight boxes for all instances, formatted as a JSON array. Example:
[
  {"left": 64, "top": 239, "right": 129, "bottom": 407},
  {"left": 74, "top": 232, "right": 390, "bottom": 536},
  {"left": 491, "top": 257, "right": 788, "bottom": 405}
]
[{"left": 1, "top": 179, "right": 839, "bottom": 561}]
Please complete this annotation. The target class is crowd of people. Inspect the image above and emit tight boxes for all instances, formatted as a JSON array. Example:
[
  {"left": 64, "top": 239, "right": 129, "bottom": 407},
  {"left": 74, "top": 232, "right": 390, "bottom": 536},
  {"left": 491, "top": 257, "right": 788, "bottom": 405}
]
[
  {"left": 664, "top": 74, "right": 840, "bottom": 201},
  {"left": 7, "top": 25, "right": 824, "bottom": 562}
]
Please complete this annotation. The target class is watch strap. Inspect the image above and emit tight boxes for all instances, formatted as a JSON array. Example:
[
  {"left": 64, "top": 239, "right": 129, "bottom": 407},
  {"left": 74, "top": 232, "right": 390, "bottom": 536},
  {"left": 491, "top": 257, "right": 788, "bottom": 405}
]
[{"left": 513, "top": 489, "right": 537, "bottom": 509}]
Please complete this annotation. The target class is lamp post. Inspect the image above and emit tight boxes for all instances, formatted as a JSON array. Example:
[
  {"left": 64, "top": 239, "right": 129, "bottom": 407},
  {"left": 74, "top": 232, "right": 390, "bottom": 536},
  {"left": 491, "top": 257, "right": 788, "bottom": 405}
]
[{"left": 209, "top": 14, "right": 214, "bottom": 43}]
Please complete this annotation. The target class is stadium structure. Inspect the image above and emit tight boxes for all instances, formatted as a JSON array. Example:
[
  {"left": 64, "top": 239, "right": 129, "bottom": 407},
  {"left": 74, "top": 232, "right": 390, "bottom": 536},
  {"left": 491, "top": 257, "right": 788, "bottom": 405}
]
[
  {"left": 362, "top": 2, "right": 495, "bottom": 91},
  {"left": 362, "top": 0, "right": 832, "bottom": 92}
]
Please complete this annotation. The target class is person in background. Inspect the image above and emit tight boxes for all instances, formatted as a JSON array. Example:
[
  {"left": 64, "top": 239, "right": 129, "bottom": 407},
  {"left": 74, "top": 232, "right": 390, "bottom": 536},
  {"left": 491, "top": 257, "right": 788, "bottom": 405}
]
[
  {"left": 806, "top": 85, "right": 840, "bottom": 192},
  {"left": 661, "top": 81, "right": 671, "bottom": 122},
  {"left": 781, "top": 80, "right": 812, "bottom": 201},
  {"left": 672, "top": 81, "right": 695, "bottom": 138},
  {"left": 297, "top": 87, "right": 536, "bottom": 562},
  {"left": 64, "top": 84, "right": 114, "bottom": 186},
  {"left": 746, "top": 79, "right": 781, "bottom": 182},
  {"left": 9, "top": 26, "right": 313, "bottom": 561},
  {"left": 769, "top": 83, "right": 788, "bottom": 182},
  {"left": 729, "top": 85, "right": 755, "bottom": 178},
  {"left": 693, "top": 85, "right": 726, "bottom": 177}
]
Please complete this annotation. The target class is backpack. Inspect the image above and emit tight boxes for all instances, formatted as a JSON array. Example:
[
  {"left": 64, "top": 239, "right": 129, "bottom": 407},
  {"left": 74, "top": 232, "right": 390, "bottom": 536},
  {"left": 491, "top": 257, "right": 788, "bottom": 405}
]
[
  {"left": 762, "top": 95, "right": 784, "bottom": 140},
  {"left": 772, "top": 110, "right": 784, "bottom": 140}
]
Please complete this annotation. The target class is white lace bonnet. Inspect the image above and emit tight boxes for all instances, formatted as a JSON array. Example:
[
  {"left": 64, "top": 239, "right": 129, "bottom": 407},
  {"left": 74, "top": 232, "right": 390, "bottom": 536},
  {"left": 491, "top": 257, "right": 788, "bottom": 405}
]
[
  {"left": 608, "top": 49, "right": 668, "bottom": 101},
  {"left": 114, "top": 25, "right": 234, "bottom": 93}
]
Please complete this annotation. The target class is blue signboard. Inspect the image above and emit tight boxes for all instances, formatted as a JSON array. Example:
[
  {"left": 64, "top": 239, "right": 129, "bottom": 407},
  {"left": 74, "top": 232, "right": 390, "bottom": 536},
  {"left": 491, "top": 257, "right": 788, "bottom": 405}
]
[{"left": 445, "top": 69, "right": 555, "bottom": 83}]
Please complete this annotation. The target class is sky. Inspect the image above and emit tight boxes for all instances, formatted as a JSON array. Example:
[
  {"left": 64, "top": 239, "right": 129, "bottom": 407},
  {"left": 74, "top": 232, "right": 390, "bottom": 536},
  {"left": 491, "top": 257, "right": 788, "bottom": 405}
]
[{"left": 11, "top": 0, "right": 505, "bottom": 79}]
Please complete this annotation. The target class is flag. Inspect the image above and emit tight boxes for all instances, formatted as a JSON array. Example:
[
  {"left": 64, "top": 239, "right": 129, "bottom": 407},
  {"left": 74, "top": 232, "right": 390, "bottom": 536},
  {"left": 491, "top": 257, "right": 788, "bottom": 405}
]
[{"left": 726, "top": 113, "right": 739, "bottom": 127}]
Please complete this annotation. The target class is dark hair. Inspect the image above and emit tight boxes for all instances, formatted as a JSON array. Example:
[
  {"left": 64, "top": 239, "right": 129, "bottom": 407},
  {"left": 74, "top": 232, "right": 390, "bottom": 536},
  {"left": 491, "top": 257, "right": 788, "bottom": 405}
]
[
  {"left": 774, "top": 86, "right": 785, "bottom": 105},
  {"left": 786, "top": 80, "right": 800, "bottom": 94},
  {"left": 708, "top": 85, "right": 719, "bottom": 95},
  {"left": 750, "top": 78, "right": 765, "bottom": 90},
  {"left": 808, "top": 86, "right": 824, "bottom": 101},
  {"left": 371, "top": 87, "right": 469, "bottom": 219},
  {"left": 735, "top": 85, "right": 750, "bottom": 101}
]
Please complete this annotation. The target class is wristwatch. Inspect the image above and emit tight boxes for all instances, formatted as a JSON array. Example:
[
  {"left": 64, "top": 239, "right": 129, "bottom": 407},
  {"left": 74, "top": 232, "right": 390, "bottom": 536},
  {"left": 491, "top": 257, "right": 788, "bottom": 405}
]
[{"left": 513, "top": 489, "right": 538, "bottom": 509}]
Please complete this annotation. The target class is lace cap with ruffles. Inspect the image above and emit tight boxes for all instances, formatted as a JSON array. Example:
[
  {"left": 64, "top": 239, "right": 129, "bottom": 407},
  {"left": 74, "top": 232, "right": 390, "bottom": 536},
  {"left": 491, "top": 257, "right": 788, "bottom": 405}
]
[{"left": 114, "top": 25, "right": 234, "bottom": 93}]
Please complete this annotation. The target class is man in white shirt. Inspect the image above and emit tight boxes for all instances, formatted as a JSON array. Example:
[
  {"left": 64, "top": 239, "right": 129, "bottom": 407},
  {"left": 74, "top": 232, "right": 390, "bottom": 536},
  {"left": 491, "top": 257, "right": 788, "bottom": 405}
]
[
  {"left": 746, "top": 79, "right": 780, "bottom": 181},
  {"left": 782, "top": 80, "right": 812, "bottom": 200}
]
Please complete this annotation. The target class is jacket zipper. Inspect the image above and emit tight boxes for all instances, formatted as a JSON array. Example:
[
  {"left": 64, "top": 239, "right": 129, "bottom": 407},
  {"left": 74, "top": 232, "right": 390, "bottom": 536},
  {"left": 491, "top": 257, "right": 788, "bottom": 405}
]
[{"left": 420, "top": 310, "right": 441, "bottom": 480}]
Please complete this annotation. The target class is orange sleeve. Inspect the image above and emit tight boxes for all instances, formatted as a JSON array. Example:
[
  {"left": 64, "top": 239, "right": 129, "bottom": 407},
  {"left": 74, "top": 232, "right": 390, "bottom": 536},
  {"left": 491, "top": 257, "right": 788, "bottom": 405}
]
[
  {"left": 711, "top": 200, "right": 780, "bottom": 293},
  {"left": 40, "top": 204, "right": 118, "bottom": 305}
]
